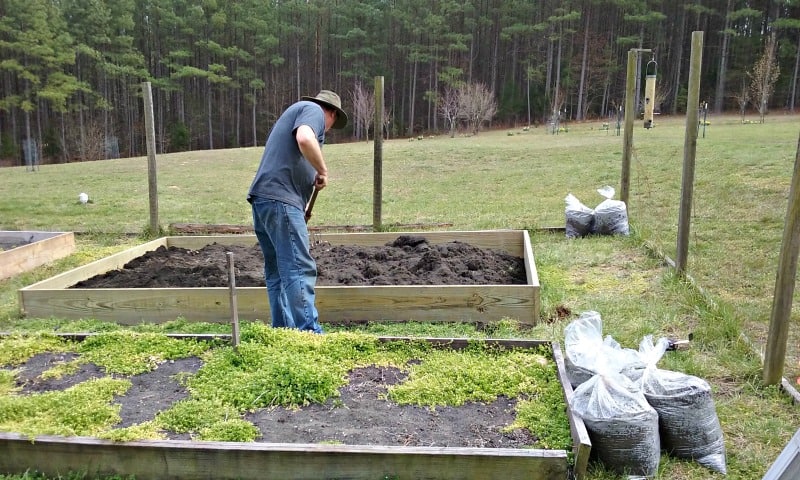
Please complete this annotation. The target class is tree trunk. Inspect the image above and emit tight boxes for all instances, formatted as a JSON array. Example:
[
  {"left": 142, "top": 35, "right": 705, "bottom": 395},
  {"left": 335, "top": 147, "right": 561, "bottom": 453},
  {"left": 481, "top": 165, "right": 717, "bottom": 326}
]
[
  {"left": 60, "top": 112, "right": 68, "bottom": 163},
  {"left": 103, "top": 75, "right": 109, "bottom": 152},
  {"left": 24, "top": 109, "right": 32, "bottom": 169},
  {"left": 527, "top": 69, "right": 531, "bottom": 126},
  {"left": 791, "top": 35, "right": 799, "bottom": 112},
  {"left": 545, "top": 32, "right": 553, "bottom": 100},
  {"left": 554, "top": 32, "right": 563, "bottom": 117},
  {"left": 671, "top": 8, "right": 687, "bottom": 114},
  {"left": 296, "top": 43, "right": 301, "bottom": 99},
  {"left": 77, "top": 65, "right": 86, "bottom": 161},
  {"left": 252, "top": 88, "right": 258, "bottom": 147},
  {"left": 759, "top": 33, "right": 777, "bottom": 123},
  {"left": 714, "top": 0, "right": 733, "bottom": 113},
  {"left": 490, "top": 14, "right": 499, "bottom": 95},
  {"left": 235, "top": 88, "right": 241, "bottom": 148},
  {"left": 577, "top": 9, "right": 590, "bottom": 121},
  {"left": 36, "top": 99, "right": 43, "bottom": 165},
  {"left": 432, "top": 53, "right": 439, "bottom": 132},
  {"left": 159, "top": 89, "right": 166, "bottom": 153},
  {"left": 634, "top": 26, "right": 644, "bottom": 116},
  {"left": 128, "top": 86, "right": 136, "bottom": 156},
  {"left": 408, "top": 58, "right": 417, "bottom": 137},
  {"left": 207, "top": 81, "right": 214, "bottom": 150}
]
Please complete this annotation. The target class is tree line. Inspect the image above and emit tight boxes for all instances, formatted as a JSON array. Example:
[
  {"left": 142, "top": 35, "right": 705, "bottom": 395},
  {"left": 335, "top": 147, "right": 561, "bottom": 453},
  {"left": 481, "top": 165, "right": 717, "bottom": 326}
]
[{"left": 1, "top": 0, "right": 798, "bottom": 164}]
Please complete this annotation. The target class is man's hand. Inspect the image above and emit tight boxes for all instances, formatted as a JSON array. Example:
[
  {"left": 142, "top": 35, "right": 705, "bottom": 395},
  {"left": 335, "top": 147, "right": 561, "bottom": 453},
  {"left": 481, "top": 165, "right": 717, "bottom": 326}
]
[{"left": 314, "top": 172, "right": 328, "bottom": 189}]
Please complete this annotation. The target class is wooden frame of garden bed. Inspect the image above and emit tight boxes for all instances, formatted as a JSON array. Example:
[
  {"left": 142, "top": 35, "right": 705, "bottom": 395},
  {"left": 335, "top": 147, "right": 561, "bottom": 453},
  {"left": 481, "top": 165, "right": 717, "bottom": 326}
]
[
  {"left": 0, "top": 231, "right": 75, "bottom": 281},
  {"left": 18, "top": 229, "right": 540, "bottom": 326},
  {"left": 0, "top": 337, "right": 590, "bottom": 480}
]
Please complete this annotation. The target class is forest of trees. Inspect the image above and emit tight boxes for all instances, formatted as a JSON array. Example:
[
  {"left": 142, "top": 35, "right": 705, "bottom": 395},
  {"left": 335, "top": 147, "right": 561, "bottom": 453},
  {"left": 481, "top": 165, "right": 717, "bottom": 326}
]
[{"left": 1, "top": 0, "right": 799, "bottom": 164}]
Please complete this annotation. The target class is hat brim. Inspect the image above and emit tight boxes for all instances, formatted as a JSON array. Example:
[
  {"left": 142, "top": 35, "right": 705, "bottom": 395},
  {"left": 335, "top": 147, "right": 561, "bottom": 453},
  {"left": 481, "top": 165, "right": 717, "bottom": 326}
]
[{"left": 302, "top": 97, "right": 348, "bottom": 129}]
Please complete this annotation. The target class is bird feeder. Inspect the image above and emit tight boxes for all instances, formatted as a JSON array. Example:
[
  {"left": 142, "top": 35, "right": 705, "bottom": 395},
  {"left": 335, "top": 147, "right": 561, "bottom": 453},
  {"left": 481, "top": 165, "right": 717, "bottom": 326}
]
[{"left": 643, "top": 58, "right": 657, "bottom": 129}]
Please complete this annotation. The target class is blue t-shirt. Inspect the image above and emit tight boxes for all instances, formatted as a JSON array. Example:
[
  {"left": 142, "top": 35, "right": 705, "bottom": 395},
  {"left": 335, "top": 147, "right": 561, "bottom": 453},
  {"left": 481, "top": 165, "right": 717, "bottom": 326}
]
[{"left": 247, "top": 101, "right": 326, "bottom": 211}]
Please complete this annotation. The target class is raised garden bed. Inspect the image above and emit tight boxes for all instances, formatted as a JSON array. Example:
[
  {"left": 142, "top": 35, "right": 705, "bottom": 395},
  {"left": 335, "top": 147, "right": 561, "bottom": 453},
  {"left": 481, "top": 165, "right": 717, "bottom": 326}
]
[
  {"left": 0, "top": 334, "right": 589, "bottom": 480},
  {"left": 18, "top": 230, "right": 540, "bottom": 326},
  {"left": 0, "top": 231, "right": 75, "bottom": 281}
]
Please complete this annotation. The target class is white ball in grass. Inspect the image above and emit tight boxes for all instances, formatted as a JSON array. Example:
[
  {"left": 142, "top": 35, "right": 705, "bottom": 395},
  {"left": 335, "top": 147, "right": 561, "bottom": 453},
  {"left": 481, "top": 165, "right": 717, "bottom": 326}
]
[{"left": 78, "top": 192, "right": 89, "bottom": 204}]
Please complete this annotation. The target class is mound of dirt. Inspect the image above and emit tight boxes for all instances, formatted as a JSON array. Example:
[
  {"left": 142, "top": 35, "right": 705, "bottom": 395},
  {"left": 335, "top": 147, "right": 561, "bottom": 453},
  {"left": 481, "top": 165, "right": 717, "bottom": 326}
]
[{"left": 72, "top": 235, "right": 527, "bottom": 288}]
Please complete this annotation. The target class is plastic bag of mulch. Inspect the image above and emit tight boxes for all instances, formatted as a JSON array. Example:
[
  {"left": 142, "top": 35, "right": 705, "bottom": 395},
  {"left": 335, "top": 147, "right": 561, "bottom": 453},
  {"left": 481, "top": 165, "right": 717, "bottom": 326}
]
[
  {"left": 571, "top": 371, "right": 661, "bottom": 477},
  {"left": 593, "top": 186, "right": 630, "bottom": 236},
  {"left": 637, "top": 335, "right": 728, "bottom": 475},
  {"left": 565, "top": 193, "right": 594, "bottom": 238},
  {"left": 563, "top": 311, "right": 646, "bottom": 388}
]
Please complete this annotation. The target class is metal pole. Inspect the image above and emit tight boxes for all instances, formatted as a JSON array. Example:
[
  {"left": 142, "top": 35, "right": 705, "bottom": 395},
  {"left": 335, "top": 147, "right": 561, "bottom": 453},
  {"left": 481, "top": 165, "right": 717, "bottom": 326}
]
[
  {"left": 763, "top": 131, "right": 800, "bottom": 385},
  {"left": 373, "top": 76, "right": 384, "bottom": 231},
  {"left": 675, "top": 32, "right": 703, "bottom": 275},
  {"left": 142, "top": 82, "right": 159, "bottom": 234}
]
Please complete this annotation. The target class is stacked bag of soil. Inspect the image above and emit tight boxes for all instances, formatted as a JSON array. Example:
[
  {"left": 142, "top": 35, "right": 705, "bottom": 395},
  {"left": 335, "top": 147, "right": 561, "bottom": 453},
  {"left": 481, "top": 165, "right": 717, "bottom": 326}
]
[
  {"left": 563, "top": 310, "right": 645, "bottom": 388},
  {"left": 565, "top": 311, "right": 727, "bottom": 477},
  {"left": 637, "top": 335, "right": 728, "bottom": 475},
  {"left": 565, "top": 186, "right": 630, "bottom": 238}
]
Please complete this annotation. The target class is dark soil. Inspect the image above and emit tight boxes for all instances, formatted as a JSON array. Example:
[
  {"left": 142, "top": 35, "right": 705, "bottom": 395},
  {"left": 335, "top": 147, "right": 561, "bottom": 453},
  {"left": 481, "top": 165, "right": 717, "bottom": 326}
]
[
  {"left": 11, "top": 353, "right": 538, "bottom": 448},
  {"left": 29, "top": 236, "right": 536, "bottom": 448},
  {"left": 0, "top": 239, "right": 33, "bottom": 250},
  {"left": 72, "top": 235, "right": 527, "bottom": 288}
]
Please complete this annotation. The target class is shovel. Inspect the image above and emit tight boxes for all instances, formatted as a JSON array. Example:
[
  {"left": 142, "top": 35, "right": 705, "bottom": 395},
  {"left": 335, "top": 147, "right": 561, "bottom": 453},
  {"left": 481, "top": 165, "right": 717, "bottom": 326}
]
[{"left": 304, "top": 186, "right": 319, "bottom": 223}]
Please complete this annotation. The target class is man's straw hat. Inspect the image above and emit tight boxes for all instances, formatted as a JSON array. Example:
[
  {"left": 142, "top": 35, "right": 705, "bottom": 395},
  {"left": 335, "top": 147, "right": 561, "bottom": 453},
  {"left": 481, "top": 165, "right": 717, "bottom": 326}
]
[{"left": 302, "top": 90, "right": 348, "bottom": 129}]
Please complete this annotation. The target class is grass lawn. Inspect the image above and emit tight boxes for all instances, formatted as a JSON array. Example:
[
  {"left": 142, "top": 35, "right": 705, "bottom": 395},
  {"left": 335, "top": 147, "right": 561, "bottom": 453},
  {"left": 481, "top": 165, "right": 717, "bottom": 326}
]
[{"left": 0, "top": 112, "right": 799, "bottom": 479}]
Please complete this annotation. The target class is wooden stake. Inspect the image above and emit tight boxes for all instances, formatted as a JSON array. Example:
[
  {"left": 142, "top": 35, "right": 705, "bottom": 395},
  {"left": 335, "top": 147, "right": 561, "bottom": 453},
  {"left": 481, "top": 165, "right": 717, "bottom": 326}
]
[{"left": 226, "top": 251, "right": 240, "bottom": 348}]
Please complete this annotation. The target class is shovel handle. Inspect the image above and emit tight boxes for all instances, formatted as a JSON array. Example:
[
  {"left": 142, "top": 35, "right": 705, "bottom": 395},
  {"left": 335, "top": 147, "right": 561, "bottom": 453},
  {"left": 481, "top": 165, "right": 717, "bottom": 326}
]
[{"left": 304, "top": 187, "right": 319, "bottom": 223}]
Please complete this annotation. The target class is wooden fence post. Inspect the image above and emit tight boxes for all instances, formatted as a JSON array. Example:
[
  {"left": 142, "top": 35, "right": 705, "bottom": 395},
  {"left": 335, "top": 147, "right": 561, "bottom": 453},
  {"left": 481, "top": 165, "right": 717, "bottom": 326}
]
[
  {"left": 373, "top": 76, "right": 384, "bottom": 231},
  {"left": 142, "top": 82, "right": 159, "bottom": 234},
  {"left": 675, "top": 31, "right": 703, "bottom": 275},
  {"left": 763, "top": 131, "right": 800, "bottom": 385},
  {"left": 621, "top": 48, "right": 650, "bottom": 207}
]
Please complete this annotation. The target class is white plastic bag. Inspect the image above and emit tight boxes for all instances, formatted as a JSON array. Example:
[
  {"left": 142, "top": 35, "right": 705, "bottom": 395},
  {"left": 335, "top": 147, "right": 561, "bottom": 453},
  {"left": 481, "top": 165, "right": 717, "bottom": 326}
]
[
  {"left": 563, "top": 311, "right": 645, "bottom": 387},
  {"left": 593, "top": 186, "right": 630, "bottom": 236},
  {"left": 571, "top": 372, "right": 661, "bottom": 477},
  {"left": 637, "top": 336, "right": 728, "bottom": 475},
  {"left": 565, "top": 193, "right": 594, "bottom": 238}
]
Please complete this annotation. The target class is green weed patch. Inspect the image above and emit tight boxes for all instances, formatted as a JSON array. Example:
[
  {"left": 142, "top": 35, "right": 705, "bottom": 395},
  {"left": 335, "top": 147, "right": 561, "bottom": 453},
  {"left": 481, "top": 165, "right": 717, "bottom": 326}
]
[{"left": 0, "top": 326, "right": 571, "bottom": 451}]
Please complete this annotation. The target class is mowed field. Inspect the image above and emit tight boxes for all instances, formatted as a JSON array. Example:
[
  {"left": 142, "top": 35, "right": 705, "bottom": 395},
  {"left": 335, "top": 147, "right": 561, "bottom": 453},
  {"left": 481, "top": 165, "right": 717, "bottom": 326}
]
[{"left": 1, "top": 112, "right": 799, "bottom": 479}]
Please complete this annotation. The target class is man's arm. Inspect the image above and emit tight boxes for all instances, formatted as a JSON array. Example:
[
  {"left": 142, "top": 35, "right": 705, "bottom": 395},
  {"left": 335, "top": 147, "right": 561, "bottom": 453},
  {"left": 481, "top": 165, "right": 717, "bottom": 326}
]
[{"left": 296, "top": 124, "right": 328, "bottom": 189}]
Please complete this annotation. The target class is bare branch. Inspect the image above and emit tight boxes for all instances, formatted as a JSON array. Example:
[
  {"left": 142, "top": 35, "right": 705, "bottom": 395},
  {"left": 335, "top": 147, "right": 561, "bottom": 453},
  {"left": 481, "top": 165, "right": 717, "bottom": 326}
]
[
  {"left": 439, "top": 87, "right": 461, "bottom": 138},
  {"left": 748, "top": 34, "right": 781, "bottom": 123},
  {"left": 457, "top": 83, "right": 497, "bottom": 136}
]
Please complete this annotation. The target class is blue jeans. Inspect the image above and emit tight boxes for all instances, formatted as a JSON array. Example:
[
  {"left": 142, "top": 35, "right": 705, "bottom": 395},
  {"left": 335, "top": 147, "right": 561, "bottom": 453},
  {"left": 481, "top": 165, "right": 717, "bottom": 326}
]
[{"left": 251, "top": 197, "right": 323, "bottom": 333}]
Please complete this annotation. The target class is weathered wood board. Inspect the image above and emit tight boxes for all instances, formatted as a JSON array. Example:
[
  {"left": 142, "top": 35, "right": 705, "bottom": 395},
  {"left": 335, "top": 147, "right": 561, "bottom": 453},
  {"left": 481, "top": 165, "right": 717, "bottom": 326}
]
[
  {"left": 0, "top": 231, "right": 75, "bottom": 281},
  {"left": 763, "top": 426, "right": 800, "bottom": 480},
  {"left": 0, "top": 337, "right": 589, "bottom": 480},
  {"left": 18, "top": 230, "right": 540, "bottom": 326}
]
